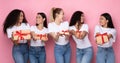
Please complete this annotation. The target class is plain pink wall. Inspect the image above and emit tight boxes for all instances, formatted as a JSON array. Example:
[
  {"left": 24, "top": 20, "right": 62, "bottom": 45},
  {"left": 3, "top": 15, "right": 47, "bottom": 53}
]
[{"left": 0, "top": 0, "right": 120, "bottom": 63}]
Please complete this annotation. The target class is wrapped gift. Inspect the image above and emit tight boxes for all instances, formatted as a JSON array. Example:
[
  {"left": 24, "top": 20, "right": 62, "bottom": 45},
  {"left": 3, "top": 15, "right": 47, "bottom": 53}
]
[
  {"left": 36, "top": 34, "right": 48, "bottom": 41},
  {"left": 13, "top": 30, "right": 31, "bottom": 40},
  {"left": 75, "top": 30, "right": 81, "bottom": 38},
  {"left": 59, "top": 30, "right": 69, "bottom": 35},
  {"left": 96, "top": 33, "right": 109, "bottom": 45}
]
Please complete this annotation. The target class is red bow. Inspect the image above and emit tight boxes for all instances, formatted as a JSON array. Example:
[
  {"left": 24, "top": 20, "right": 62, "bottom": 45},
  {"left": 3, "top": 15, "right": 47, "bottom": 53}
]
[
  {"left": 37, "top": 34, "right": 47, "bottom": 39},
  {"left": 75, "top": 30, "right": 82, "bottom": 38},
  {"left": 96, "top": 33, "right": 108, "bottom": 44},
  {"left": 61, "top": 30, "right": 69, "bottom": 35},
  {"left": 76, "top": 30, "right": 81, "bottom": 33},
  {"left": 14, "top": 30, "right": 30, "bottom": 40}
]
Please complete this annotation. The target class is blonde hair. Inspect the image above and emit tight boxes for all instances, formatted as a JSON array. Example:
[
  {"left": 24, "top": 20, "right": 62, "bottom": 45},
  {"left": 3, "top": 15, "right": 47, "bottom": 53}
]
[
  {"left": 50, "top": 7, "right": 55, "bottom": 22},
  {"left": 49, "top": 7, "right": 63, "bottom": 22}
]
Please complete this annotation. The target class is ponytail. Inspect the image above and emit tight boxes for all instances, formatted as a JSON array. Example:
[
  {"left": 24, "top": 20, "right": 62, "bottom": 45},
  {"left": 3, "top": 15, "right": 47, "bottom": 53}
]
[
  {"left": 49, "top": 7, "right": 63, "bottom": 23},
  {"left": 50, "top": 7, "right": 55, "bottom": 22}
]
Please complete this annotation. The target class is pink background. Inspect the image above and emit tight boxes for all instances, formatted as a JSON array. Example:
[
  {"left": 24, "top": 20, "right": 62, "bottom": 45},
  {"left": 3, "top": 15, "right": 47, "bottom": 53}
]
[{"left": 0, "top": 0, "right": 120, "bottom": 63}]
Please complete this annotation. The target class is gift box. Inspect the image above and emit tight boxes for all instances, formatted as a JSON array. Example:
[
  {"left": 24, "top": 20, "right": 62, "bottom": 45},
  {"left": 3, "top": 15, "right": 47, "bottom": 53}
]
[
  {"left": 75, "top": 30, "right": 81, "bottom": 38},
  {"left": 59, "top": 30, "right": 69, "bottom": 35},
  {"left": 36, "top": 34, "right": 48, "bottom": 41},
  {"left": 12, "top": 30, "right": 31, "bottom": 40},
  {"left": 96, "top": 33, "right": 109, "bottom": 45}
]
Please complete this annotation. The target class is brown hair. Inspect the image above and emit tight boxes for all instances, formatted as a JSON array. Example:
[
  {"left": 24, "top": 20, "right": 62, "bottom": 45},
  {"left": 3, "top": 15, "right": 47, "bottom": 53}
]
[{"left": 50, "top": 7, "right": 63, "bottom": 22}]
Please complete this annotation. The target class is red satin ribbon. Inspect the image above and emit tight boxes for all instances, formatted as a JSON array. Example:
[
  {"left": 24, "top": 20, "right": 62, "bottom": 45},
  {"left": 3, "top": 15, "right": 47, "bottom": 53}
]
[
  {"left": 76, "top": 30, "right": 81, "bottom": 33},
  {"left": 61, "top": 30, "right": 69, "bottom": 35},
  {"left": 14, "top": 30, "right": 30, "bottom": 40},
  {"left": 75, "top": 30, "right": 81, "bottom": 38},
  {"left": 37, "top": 34, "right": 47, "bottom": 39},
  {"left": 96, "top": 33, "right": 108, "bottom": 44}
]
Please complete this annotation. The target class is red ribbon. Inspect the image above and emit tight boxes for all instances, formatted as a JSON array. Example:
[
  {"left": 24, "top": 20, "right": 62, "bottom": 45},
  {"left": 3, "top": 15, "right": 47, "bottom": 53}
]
[
  {"left": 75, "top": 30, "right": 81, "bottom": 37},
  {"left": 96, "top": 33, "right": 108, "bottom": 44},
  {"left": 37, "top": 34, "right": 47, "bottom": 39},
  {"left": 61, "top": 30, "right": 69, "bottom": 35},
  {"left": 14, "top": 30, "right": 30, "bottom": 40},
  {"left": 76, "top": 30, "right": 81, "bottom": 33}
]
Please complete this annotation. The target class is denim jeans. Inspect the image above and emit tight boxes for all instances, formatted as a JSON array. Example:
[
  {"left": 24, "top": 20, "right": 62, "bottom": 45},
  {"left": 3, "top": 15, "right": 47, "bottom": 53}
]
[
  {"left": 96, "top": 47, "right": 115, "bottom": 63},
  {"left": 54, "top": 43, "right": 71, "bottom": 63},
  {"left": 76, "top": 47, "right": 93, "bottom": 63},
  {"left": 29, "top": 46, "right": 46, "bottom": 63},
  {"left": 12, "top": 43, "right": 29, "bottom": 63}
]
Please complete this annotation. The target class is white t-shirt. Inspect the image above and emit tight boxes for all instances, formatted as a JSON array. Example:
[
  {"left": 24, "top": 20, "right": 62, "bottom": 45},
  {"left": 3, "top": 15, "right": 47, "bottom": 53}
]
[
  {"left": 94, "top": 25, "right": 116, "bottom": 48},
  {"left": 48, "top": 21, "right": 69, "bottom": 45},
  {"left": 7, "top": 23, "right": 30, "bottom": 43},
  {"left": 69, "top": 24, "right": 92, "bottom": 49},
  {"left": 30, "top": 26, "right": 48, "bottom": 47}
]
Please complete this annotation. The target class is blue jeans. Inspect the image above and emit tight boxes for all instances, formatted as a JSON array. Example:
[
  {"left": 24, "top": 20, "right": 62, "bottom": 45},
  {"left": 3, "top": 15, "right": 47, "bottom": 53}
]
[
  {"left": 76, "top": 47, "right": 93, "bottom": 63},
  {"left": 96, "top": 47, "right": 115, "bottom": 63},
  {"left": 54, "top": 43, "right": 71, "bottom": 63},
  {"left": 29, "top": 46, "right": 46, "bottom": 63},
  {"left": 12, "top": 43, "right": 29, "bottom": 63}
]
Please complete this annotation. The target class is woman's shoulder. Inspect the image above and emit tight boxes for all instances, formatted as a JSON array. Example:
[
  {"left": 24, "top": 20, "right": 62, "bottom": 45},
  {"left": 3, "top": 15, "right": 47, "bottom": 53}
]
[
  {"left": 83, "top": 24, "right": 88, "bottom": 26},
  {"left": 30, "top": 25, "right": 36, "bottom": 28},
  {"left": 109, "top": 28, "right": 116, "bottom": 33},
  {"left": 48, "top": 22, "right": 54, "bottom": 26},
  {"left": 63, "top": 21, "right": 69, "bottom": 24},
  {"left": 21, "top": 23, "right": 30, "bottom": 26}
]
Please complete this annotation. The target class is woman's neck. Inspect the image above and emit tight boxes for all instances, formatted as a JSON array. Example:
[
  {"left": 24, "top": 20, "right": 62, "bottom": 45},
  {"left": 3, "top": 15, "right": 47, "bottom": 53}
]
[
  {"left": 37, "top": 24, "right": 43, "bottom": 30},
  {"left": 54, "top": 18, "right": 61, "bottom": 25},
  {"left": 15, "top": 22, "right": 21, "bottom": 26},
  {"left": 102, "top": 24, "right": 108, "bottom": 28},
  {"left": 75, "top": 23, "right": 82, "bottom": 30}
]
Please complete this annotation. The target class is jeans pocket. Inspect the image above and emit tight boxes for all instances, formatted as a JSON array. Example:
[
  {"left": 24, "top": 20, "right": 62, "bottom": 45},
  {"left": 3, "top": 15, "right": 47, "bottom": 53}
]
[
  {"left": 86, "top": 47, "right": 93, "bottom": 52},
  {"left": 97, "top": 47, "right": 104, "bottom": 53},
  {"left": 108, "top": 47, "right": 114, "bottom": 53},
  {"left": 13, "top": 45, "right": 20, "bottom": 51},
  {"left": 41, "top": 47, "right": 45, "bottom": 52},
  {"left": 29, "top": 47, "right": 35, "bottom": 54},
  {"left": 55, "top": 44, "right": 62, "bottom": 49},
  {"left": 55, "top": 45, "right": 63, "bottom": 54},
  {"left": 76, "top": 48, "right": 80, "bottom": 55}
]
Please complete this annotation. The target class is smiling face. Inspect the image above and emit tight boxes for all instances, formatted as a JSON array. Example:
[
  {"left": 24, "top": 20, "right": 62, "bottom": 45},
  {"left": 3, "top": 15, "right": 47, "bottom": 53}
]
[
  {"left": 36, "top": 14, "right": 45, "bottom": 25},
  {"left": 99, "top": 16, "right": 108, "bottom": 27},
  {"left": 56, "top": 10, "right": 64, "bottom": 22},
  {"left": 80, "top": 14, "right": 84, "bottom": 24},
  {"left": 18, "top": 12, "right": 24, "bottom": 23}
]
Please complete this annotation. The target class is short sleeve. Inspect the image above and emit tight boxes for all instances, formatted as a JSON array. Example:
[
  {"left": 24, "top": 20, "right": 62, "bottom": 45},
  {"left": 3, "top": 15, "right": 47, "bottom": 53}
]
[
  {"left": 6, "top": 28, "right": 12, "bottom": 38},
  {"left": 27, "top": 23, "right": 31, "bottom": 29},
  {"left": 108, "top": 29, "right": 116, "bottom": 42},
  {"left": 30, "top": 26, "right": 35, "bottom": 32},
  {"left": 94, "top": 25, "right": 100, "bottom": 37},
  {"left": 81, "top": 24, "right": 89, "bottom": 32},
  {"left": 44, "top": 28, "right": 49, "bottom": 34},
  {"left": 69, "top": 26, "right": 73, "bottom": 30},
  {"left": 64, "top": 21, "right": 69, "bottom": 29},
  {"left": 48, "top": 23, "right": 54, "bottom": 33}
]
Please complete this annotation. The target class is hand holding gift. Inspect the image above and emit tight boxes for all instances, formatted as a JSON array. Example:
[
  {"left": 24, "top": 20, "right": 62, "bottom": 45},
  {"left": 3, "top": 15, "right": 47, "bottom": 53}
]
[
  {"left": 59, "top": 30, "right": 70, "bottom": 36},
  {"left": 36, "top": 34, "right": 48, "bottom": 42},
  {"left": 12, "top": 30, "right": 31, "bottom": 41},
  {"left": 95, "top": 33, "right": 109, "bottom": 45},
  {"left": 75, "top": 30, "right": 82, "bottom": 39}
]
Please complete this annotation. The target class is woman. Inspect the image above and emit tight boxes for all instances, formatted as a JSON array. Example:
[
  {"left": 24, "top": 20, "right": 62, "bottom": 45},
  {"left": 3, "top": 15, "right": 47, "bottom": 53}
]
[
  {"left": 94, "top": 13, "right": 116, "bottom": 63},
  {"left": 3, "top": 9, "right": 30, "bottom": 63},
  {"left": 48, "top": 7, "right": 71, "bottom": 63},
  {"left": 69, "top": 11, "right": 93, "bottom": 63},
  {"left": 29, "top": 12, "right": 48, "bottom": 63}
]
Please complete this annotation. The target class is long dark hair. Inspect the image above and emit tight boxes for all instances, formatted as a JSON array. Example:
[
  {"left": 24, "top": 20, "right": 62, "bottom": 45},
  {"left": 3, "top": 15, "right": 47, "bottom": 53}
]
[
  {"left": 36, "top": 12, "right": 47, "bottom": 28},
  {"left": 69, "top": 11, "right": 83, "bottom": 26},
  {"left": 101, "top": 13, "right": 114, "bottom": 28},
  {"left": 3, "top": 9, "right": 28, "bottom": 34}
]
